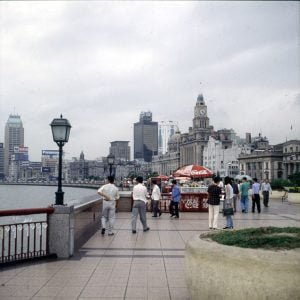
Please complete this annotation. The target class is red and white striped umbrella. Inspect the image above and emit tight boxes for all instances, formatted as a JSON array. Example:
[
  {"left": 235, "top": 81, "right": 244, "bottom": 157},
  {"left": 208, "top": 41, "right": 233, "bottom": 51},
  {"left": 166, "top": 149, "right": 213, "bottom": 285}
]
[{"left": 173, "top": 165, "right": 213, "bottom": 179}]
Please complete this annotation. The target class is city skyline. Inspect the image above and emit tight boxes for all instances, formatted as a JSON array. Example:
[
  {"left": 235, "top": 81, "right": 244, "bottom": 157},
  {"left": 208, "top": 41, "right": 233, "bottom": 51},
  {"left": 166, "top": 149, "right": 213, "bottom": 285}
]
[{"left": 0, "top": 1, "right": 299, "bottom": 161}]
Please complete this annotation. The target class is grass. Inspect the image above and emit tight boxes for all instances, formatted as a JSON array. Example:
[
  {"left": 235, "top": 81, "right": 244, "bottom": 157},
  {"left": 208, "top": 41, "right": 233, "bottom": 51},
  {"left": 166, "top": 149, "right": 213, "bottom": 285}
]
[{"left": 204, "top": 227, "right": 300, "bottom": 250}]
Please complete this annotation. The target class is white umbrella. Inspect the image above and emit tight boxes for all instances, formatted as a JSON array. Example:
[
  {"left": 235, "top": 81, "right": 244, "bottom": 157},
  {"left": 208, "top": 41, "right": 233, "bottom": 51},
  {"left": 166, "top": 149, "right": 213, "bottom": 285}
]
[{"left": 234, "top": 174, "right": 252, "bottom": 181}]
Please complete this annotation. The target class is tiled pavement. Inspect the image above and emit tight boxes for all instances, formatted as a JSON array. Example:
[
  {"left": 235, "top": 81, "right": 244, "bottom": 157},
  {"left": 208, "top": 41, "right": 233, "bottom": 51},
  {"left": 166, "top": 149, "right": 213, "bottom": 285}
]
[{"left": 0, "top": 198, "right": 299, "bottom": 300}]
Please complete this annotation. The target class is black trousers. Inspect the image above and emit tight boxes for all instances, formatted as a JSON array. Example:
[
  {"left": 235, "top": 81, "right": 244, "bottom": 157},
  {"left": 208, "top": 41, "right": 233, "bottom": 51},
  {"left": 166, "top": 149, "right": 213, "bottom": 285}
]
[
  {"left": 252, "top": 194, "right": 261, "bottom": 213},
  {"left": 152, "top": 200, "right": 161, "bottom": 217},
  {"left": 263, "top": 191, "right": 269, "bottom": 207},
  {"left": 169, "top": 201, "right": 179, "bottom": 217}
]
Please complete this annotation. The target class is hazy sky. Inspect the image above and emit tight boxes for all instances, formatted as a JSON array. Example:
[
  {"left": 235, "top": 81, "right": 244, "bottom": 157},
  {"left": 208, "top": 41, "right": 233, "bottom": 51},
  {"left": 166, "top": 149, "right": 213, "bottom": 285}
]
[{"left": 0, "top": 1, "right": 299, "bottom": 161}]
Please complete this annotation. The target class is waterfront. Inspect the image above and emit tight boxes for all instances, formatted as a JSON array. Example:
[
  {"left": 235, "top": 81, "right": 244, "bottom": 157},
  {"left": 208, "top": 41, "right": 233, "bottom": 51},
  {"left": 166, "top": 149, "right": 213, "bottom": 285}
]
[{"left": 0, "top": 185, "right": 98, "bottom": 210}]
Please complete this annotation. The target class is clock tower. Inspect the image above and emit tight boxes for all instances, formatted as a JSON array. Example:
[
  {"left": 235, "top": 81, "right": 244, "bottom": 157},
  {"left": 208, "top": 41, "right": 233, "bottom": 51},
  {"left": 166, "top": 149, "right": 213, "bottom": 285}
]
[
  {"left": 193, "top": 94, "right": 209, "bottom": 129},
  {"left": 180, "top": 93, "right": 215, "bottom": 166}
]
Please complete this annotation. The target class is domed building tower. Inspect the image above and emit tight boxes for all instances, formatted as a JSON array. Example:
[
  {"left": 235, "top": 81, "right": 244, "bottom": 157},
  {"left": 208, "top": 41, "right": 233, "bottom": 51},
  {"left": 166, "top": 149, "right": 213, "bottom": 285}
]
[{"left": 168, "top": 130, "right": 181, "bottom": 153}]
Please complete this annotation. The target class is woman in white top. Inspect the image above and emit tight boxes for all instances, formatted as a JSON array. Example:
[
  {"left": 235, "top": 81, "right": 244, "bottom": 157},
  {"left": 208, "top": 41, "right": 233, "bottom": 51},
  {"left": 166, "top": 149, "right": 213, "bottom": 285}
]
[
  {"left": 223, "top": 176, "right": 234, "bottom": 229},
  {"left": 151, "top": 179, "right": 162, "bottom": 217}
]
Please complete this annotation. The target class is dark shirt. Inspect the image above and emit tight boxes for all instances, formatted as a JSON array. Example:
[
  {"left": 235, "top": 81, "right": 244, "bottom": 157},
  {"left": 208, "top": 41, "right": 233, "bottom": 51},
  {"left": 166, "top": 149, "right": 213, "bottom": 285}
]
[
  {"left": 231, "top": 182, "right": 239, "bottom": 194},
  {"left": 207, "top": 184, "right": 222, "bottom": 205}
]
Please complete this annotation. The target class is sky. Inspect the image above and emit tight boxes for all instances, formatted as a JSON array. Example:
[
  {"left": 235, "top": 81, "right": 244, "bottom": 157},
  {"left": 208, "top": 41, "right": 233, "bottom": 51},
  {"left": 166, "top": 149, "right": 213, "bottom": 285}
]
[{"left": 0, "top": 1, "right": 299, "bottom": 161}]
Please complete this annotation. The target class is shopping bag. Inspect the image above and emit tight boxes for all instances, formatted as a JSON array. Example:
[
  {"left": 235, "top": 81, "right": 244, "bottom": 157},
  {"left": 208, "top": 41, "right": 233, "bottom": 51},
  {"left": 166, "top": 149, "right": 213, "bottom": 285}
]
[{"left": 223, "top": 207, "right": 234, "bottom": 216}]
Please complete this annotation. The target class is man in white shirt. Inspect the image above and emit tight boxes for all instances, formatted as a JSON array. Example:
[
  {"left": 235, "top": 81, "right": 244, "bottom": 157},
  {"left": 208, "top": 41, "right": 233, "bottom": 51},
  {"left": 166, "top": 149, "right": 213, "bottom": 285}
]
[
  {"left": 151, "top": 179, "right": 162, "bottom": 217},
  {"left": 98, "top": 176, "right": 120, "bottom": 236},
  {"left": 261, "top": 179, "right": 272, "bottom": 207},
  {"left": 132, "top": 176, "right": 150, "bottom": 234}
]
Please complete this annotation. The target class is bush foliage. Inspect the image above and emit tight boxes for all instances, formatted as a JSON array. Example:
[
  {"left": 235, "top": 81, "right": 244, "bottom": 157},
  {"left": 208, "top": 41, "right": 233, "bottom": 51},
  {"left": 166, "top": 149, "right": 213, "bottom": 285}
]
[{"left": 204, "top": 227, "right": 300, "bottom": 250}]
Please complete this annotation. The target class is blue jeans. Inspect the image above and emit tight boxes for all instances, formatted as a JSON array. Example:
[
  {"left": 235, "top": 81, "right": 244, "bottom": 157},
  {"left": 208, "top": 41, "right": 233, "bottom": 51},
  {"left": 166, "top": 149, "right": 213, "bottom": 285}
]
[
  {"left": 226, "top": 215, "right": 233, "bottom": 227},
  {"left": 240, "top": 195, "right": 249, "bottom": 212}
]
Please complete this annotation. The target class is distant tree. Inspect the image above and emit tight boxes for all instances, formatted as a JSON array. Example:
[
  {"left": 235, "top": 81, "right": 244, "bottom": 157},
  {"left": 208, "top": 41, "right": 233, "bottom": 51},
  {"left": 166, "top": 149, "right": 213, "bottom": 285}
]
[
  {"left": 271, "top": 178, "right": 291, "bottom": 189},
  {"left": 288, "top": 172, "right": 300, "bottom": 186}
]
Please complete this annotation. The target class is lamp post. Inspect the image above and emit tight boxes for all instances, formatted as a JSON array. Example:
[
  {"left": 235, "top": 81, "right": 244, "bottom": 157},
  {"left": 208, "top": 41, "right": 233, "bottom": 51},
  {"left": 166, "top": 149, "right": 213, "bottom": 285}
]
[
  {"left": 107, "top": 153, "right": 115, "bottom": 177},
  {"left": 50, "top": 115, "right": 71, "bottom": 205}
]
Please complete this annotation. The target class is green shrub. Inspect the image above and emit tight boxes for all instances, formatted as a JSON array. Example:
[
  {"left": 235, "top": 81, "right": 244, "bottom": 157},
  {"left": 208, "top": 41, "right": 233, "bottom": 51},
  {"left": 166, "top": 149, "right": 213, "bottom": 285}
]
[
  {"left": 204, "top": 227, "right": 300, "bottom": 250},
  {"left": 288, "top": 172, "right": 300, "bottom": 186},
  {"left": 271, "top": 179, "right": 291, "bottom": 189}
]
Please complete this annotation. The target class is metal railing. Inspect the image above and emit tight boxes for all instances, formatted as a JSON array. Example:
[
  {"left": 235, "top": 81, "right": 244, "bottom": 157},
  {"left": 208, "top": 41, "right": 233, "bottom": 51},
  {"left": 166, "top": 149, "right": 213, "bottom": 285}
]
[{"left": 0, "top": 207, "right": 54, "bottom": 265}]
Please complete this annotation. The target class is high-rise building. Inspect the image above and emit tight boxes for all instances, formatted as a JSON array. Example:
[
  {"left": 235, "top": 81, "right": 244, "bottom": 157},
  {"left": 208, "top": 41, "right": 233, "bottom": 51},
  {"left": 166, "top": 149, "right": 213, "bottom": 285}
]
[
  {"left": 110, "top": 141, "right": 130, "bottom": 161},
  {"left": 4, "top": 114, "right": 24, "bottom": 177},
  {"left": 0, "top": 143, "right": 4, "bottom": 179},
  {"left": 9, "top": 146, "right": 29, "bottom": 180},
  {"left": 134, "top": 111, "right": 158, "bottom": 162},
  {"left": 158, "top": 121, "right": 179, "bottom": 155}
]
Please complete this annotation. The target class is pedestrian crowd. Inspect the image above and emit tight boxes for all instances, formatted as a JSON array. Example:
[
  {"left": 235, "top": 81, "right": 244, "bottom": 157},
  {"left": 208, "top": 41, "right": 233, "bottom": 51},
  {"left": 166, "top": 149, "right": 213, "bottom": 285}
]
[
  {"left": 207, "top": 176, "right": 272, "bottom": 230},
  {"left": 97, "top": 175, "right": 272, "bottom": 235}
]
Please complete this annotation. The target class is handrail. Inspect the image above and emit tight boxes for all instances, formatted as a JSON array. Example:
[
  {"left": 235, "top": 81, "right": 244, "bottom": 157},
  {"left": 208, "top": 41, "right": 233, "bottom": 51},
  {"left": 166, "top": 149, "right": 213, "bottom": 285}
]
[
  {"left": 0, "top": 207, "right": 55, "bottom": 265},
  {"left": 0, "top": 207, "right": 54, "bottom": 217}
]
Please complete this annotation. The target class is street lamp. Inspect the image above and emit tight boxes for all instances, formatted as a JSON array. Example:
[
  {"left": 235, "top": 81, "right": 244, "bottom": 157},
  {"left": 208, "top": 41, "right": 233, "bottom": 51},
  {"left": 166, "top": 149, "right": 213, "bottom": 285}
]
[
  {"left": 107, "top": 153, "right": 115, "bottom": 177},
  {"left": 50, "top": 115, "right": 71, "bottom": 205}
]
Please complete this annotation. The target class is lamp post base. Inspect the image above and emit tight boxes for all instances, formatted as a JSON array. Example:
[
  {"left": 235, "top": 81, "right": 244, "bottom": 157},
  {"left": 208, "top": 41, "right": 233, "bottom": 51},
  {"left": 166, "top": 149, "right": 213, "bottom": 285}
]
[{"left": 55, "top": 191, "right": 65, "bottom": 205}]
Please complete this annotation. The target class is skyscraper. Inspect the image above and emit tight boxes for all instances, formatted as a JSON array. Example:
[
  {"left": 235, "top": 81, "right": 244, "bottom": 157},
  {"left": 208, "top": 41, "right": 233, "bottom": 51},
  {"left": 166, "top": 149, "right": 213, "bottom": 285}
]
[
  {"left": 0, "top": 143, "right": 4, "bottom": 179},
  {"left": 4, "top": 114, "right": 24, "bottom": 177},
  {"left": 134, "top": 111, "right": 158, "bottom": 162},
  {"left": 110, "top": 141, "right": 130, "bottom": 161},
  {"left": 158, "top": 121, "right": 179, "bottom": 155}
]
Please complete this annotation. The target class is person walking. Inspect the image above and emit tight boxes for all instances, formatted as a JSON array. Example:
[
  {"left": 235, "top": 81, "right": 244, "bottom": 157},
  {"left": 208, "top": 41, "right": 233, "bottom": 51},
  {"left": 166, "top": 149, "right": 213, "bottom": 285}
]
[
  {"left": 207, "top": 176, "right": 222, "bottom": 230},
  {"left": 252, "top": 178, "right": 261, "bottom": 213},
  {"left": 169, "top": 179, "right": 181, "bottom": 218},
  {"left": 151, "top": 179, "right": 162, "bottom": 217},
  {"left": 97, "top": 175, "right": 120, "bottom": 236},
  {"left": 240, "top": 177, "right": 250, "bottom": 213},
  {"left": 131, "top": 176, "right": 150, "bottom": 234},
  {"left": 230, "top": 178, "right": 239, "bottom": 212},
  {"left": 223, "top": 176, "right": 234, "bottom": 229},
  {"left": 261, "top": 179, "right": 272, "bottom": 207}
]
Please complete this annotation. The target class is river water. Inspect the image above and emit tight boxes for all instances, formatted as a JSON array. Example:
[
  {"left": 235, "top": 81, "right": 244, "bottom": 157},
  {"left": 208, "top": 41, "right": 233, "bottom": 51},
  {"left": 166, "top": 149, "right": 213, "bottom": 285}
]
[{"left": 0, "top": 185, "right": 99, "bottom": 210}]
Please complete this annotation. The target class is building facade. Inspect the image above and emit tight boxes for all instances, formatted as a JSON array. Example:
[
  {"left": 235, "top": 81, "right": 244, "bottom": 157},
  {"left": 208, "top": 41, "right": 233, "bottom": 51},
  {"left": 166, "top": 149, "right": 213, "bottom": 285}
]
[
  {"left": 134, "top": 111, "right": 158, "bottom": 162},
  {"left": 4, "top": 114, "right": 24, "bottom": 177},
  {"left": 203, "top": 137, "right": 247, "bottom": 178},
  {"left": 8, "top": 146, "right": 29, "bottom": 181},
  {"left": 237, "top": 136, "right": 289, "bottom": 181},
  {"left": 110, "top": 141, "right": 130, "bottom": 161},
  {"left": 282, "top": 140, "right": 300, "bottom": 178},
  {"left": 41, "top": 150, "right": 59, "bottom": 181},
  {"left": 158, "top": 121, "right": 179, "bottom": 155},
  {"left": 179, "top": 94, "right": 215, "bottom": 166},
  {"left": 0, "top": 143, "right": 4, "bottom": 179}
]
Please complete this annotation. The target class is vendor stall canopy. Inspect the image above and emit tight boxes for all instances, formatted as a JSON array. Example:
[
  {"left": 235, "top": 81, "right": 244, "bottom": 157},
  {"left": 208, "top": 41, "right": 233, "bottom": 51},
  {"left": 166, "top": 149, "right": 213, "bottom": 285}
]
[{"left": 173, "top": 165, "right": 213, "bottom": 179}]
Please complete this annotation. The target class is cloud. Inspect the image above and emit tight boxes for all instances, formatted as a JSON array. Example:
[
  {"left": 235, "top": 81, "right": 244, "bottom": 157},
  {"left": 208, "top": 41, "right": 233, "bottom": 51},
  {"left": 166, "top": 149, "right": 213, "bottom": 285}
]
[{"left": 0, "top": 1, "right": 299, "bottom": 160}]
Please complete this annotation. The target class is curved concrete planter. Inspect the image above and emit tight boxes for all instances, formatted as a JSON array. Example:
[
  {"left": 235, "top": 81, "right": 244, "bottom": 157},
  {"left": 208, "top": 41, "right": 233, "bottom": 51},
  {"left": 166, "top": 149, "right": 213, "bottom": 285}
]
[
  {"left": 288, "top": 193, "right": 300, "bottom": 204},
  {"left": 185, "top": 234, "right": 300, "bottom": 300}
]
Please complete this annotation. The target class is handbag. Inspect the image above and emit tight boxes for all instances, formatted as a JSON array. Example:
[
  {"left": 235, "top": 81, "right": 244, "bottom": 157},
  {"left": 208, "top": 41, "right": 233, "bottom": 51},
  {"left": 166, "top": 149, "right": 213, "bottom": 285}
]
[{"left": 223, "top": 207, "right": 234, "bottom": 216}]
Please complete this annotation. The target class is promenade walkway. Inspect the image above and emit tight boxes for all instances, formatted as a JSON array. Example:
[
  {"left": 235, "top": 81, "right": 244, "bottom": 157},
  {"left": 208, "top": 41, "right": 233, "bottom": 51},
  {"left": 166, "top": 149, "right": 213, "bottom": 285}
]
[{"left": 0, "top": 198, "right": 299, "bottom": 300}]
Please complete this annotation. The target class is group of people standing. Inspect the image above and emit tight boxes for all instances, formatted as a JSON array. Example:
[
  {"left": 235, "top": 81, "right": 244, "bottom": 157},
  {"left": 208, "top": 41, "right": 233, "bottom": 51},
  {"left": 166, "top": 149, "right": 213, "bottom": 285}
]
[
  {"left": 98, "top": 175, "right": 272, "bottom": 235},
  {"left": 207, "top": 176, "right": 272, "bottom": 230},
  {"left": 98, "top": 176, "right": 181, "bottom": 236}
]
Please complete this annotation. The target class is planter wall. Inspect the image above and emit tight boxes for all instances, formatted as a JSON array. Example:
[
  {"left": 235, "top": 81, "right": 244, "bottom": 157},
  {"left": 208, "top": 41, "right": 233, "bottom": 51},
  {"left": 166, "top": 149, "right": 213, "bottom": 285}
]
[
  {"left": 185, "top": 234, "right": 300, "bottom": 300},
  {"left": 288, "top": 193, "right": 300, "bottom": 204}
]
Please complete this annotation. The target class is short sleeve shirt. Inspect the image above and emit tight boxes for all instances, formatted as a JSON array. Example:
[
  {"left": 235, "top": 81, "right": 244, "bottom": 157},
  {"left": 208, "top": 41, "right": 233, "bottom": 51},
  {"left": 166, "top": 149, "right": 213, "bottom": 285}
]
[{"left": 207, "top": 184, "right": 222, "bottom": 205}]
